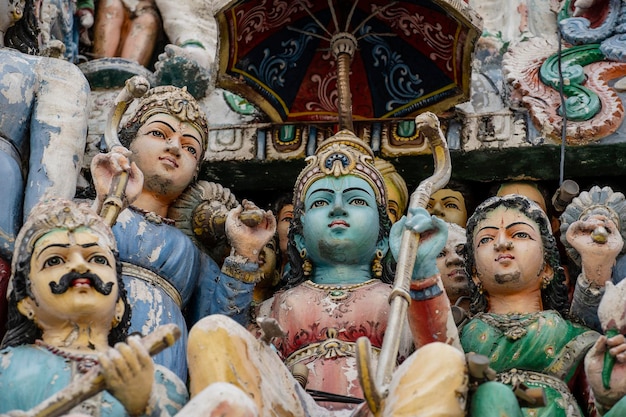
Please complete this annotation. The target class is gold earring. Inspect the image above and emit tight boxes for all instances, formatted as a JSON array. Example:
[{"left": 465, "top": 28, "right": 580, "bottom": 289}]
[
  {"left": 372, "top": 249, "right": 383, "bottom": 278},
  {"left": 477, "top": 281, "right": 484, "bottom": 294},
  {"left": 301, "top": 248, "right": 312, "bottom": 277},
  {"left": 541, "top": 275, "right": 552, "bottom": 289}
]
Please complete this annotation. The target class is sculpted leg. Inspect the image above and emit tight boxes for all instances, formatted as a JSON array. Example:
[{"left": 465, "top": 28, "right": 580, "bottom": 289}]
[
  {"left": 469, "top": 381, "right": 522, "bottom": 417},
  {"left": 187, "top": 314, "right": 316, "bottom": 417},
  {"left": 381, "top": 342, "right": 467, "bottom": 417},
  {"left": 92, "top": 0, "right": 126, "bottom": 58}
]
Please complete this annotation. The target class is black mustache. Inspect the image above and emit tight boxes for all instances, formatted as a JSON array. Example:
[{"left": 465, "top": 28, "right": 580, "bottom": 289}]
[{"left": 49, "top": 271, "right": 114, "bottom": 295}]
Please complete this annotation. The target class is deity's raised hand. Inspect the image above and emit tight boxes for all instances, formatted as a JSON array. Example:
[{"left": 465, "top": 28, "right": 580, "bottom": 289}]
[
  {"left": 225, "top": 199, "right": 276, "bottom": 263},
  {"left": 389, "top": 207, "right": 448, "bottom": 280},
  {"left": 566, "top": 213, "right": 624, "bottom": 285},
  {"left": 91, "top": 146, "right": 144, "bottom": 210}
]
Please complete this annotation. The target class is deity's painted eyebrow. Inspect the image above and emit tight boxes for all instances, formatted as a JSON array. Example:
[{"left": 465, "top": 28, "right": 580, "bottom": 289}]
[
  {"left": 35, "top": 242, "right": 101, "bottom": 260},
  {"left": 149, "top": 120, "right": 202, "bottom": 147},
  {"left": 35, "top": 243, "right": 69, "bottom": 259},
  {"left": 344, "top": 186, "right": 374, "bottom": 197},
  {"left": 477, "top": 221, "right": 535, "bottom": 235},
  {"left": 505, "top": 221, "right": 534, "bottom": 230}
]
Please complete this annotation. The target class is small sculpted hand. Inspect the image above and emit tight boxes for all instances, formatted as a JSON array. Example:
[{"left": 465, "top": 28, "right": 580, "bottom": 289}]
[
  {"left": 226, "top": 199, "right": 277, "bottom": 263},
  {"left": 91, "top": 146, "right": 144, "bottom": 210},
  {"left": 566, "top": 214, "right": 623, "bottom": 286},
  {"left": 585, "top": 333, "right": 626, "bottom": 410},
  {"left": 390, "top": 207, "right": 448, "bottom": 280},
  {"left": 100, "top": 335, "right": 154, "bottom": 416}
]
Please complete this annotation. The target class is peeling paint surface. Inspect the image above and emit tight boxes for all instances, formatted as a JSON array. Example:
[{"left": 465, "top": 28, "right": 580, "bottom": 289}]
[
  {"left": 112, "top": 209, "right": 254, "bottom": 381},
  {"left": 0, "top": 345, "right": 187, "bottom": 415},
  {"left": 0, "top": 48, "right": 89, "bottom": 259}
]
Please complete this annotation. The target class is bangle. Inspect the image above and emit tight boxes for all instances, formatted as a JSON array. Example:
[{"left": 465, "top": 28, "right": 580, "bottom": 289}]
[
  {"left": 179, "top": 39, "right": 205, "bottom": 49},
  {"left": 222, "top": 255, "right": 262, "bottom": 284}
]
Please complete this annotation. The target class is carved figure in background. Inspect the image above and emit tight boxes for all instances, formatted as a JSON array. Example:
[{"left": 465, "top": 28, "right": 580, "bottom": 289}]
[
  {"left": 271, "top": 192, "right": 294, "bottom": 278},
  {"left": 461, "top": 195, "right": 626, "bottom": 416},
  {"left": 91, "top": 85, "right": 276, "bottom": 381},
  {"left": 559, "top": 185, "right": 626, "bottom": 332},
  {"left": 92, "top": 0, "right": 161, "bottom": 67},
  {"left": 0, "top": 0, "right": 90, "bottom": 339},
  {"left": 0, "top": 199, "right": 187, "bottom": 416},
  {"left": 437, "top": 222, "right": 470, "bottom": 317},
  {"left": 374, "top": 158, "right": 409, "bottom": 224},
  {"left": 427, "top": 180, "right": 473, "bottom": 227},
  {"left": 185, "top": 129, "right": 466, "bottom": 417}
]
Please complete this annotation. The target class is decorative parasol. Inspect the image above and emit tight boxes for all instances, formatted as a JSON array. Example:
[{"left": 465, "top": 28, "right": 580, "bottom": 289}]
[{"left": 216, "top": 0, "right": 482, "bottom": 125}]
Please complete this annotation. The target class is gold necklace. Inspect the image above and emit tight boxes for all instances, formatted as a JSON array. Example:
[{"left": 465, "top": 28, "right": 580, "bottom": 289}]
[{"left": 305, "top": 279, "right": 378, "bottom": 300}]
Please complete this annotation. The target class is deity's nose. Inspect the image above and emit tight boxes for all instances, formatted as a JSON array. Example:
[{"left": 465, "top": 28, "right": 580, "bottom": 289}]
[
  {"left": 493, "top": 233, "right": 513, "bottom": 251},
  {"left": 431, "top": 201, "right": 444, "bottom": 217},
  {"left": 329, "top": 194, "right": 347, "bottom": 217}
]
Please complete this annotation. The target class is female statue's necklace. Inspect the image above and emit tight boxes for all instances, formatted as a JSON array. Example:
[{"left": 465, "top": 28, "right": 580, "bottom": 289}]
[
  {"left": 476, "top": 312, "right": 541, "bottom": 340},
  {"left": 36, "top": 340, "right": 100, "bottom": 373},
  {"left": 305, "top": 279, "right": 377, "bottom": 301}
]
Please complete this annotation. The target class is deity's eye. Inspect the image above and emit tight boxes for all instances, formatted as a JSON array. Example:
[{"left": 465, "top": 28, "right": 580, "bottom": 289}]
[
  {"left": 183, "top": 145, "right": 198, "bottom": 156},
  {"left": 147, "top": 129, "right": 165, "bottom": 138},
  {"left": 445, "top": 202, "right": 460, "bottom": 210},
  {"left": 478, "top": 236, "right": 493, "bottom": 246},
  {"left": 90, "top": 255, "right": 110, "bottom": 266},
  {"left": 512, "top": 231, "right": 531, "bottom": 239},
  {"left": 43, "top": 256, "right": 64, "bottom": 268},
  {"left": 350, "top": 198, "right": 368, "bottom": 206},
  {"left": 437, "top": 250, "right": 446, "bottom": 258},
  {"left": 311, "top": 200, "right": 328, "bottom": 208}
]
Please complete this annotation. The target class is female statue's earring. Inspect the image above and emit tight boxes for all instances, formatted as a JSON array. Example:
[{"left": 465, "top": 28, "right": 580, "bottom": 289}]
[
  {"left": 541, "top": 275, "right": 552, "bottom": 289},
  {"left": 372, "top": 249, "right": 383, "bottom": 278},
  {"left": 477, "top": 281, "right": 484, "bottom": 294},
  {"left": 301, "top": 248, "right": 312, "bottom": 277}
]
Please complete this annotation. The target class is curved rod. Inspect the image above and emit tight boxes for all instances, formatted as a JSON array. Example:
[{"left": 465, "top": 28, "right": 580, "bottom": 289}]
[
  {"left": 375, "top": 111, "right": 452, "bottom": 385},
  {"left": 99, "top": 76, "right": 150, "bottom": 226}
]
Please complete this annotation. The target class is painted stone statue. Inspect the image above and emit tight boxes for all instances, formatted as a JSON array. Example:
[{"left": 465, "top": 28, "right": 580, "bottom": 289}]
[
  {"left": 461, "top": 194, "right": 626, "bottom": 416},
  {"left": 0, "top": 199, "right": 188, "bottom": 416},
  {"left": 374, "top": 158, "right": 409, "bottom": 224},
  {"left": 185, "top": 128, "right": 467, "bottom": 417},
  {"left": 0, "top": 0, "right": 90, "bottom": 340},
  {"left": 90, "top": 85, "right": 276, "bottom": 381},
  {"left": 559, "top": 185, "right": 626, "bottom": 332},
  {"left": 437, "top": 221, "right": 470, "bottom": 316},
  {"left": 426, "top": 180, "right": 472, "bottom": 227}
]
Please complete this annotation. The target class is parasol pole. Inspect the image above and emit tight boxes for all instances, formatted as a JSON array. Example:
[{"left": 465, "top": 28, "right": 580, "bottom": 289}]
[
  {"left": 99, "top": 76, "right": 150, "bottom": 227},
  {"left": 331, "top": 32, "right": 357, "bottom": 132}
]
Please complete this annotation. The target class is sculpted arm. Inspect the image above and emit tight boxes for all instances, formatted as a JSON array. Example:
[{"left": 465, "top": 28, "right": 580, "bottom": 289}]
[{"left": 390, "top": 208, "right": 460, "bottom": 348}]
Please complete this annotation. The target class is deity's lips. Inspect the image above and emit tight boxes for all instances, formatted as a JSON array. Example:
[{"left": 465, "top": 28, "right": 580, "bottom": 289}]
[
  {"left": 71, "top": 277, "right": 93, "bottom": 288},
  {"left": 448, "top": 269, "right": 467, "bottom": 281},
  {"left": 159, "top": 156, "right": 179, "bottom": 168},
  {"left": 328, "top": 220, "right": 349, "bottom": 228},
  {"left": 495, "top": 254, "right": 514, "bottom": 263}
]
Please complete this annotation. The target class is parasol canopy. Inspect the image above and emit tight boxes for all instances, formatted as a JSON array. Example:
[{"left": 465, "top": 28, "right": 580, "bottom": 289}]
[{"left": 217, "top": 0, "right": 482, "bottom": 125}]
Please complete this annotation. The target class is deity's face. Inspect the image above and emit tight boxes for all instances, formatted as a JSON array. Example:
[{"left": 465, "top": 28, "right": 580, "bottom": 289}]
[
  {"left": 276, "top": 203, "right": 293, "bottom": 256},
  {"left": 299, "top": 175, "right": 381, "bottom": 267},
  {"left": 130, "top": 113, "right": 203, "bottom": 200},
  {"left": 20, "top": 227, "right": 121, "bottom": 328},
  {"left": 258, "top": 236, "right": 278, "bottom": 286},
  {"left": 472, "top": 205, "right": 549, "bottom": 296},
  {"left": 385, "top": 179, "right": 403, "bottom": 224},
  {"left": 497, "top": 182, "right": 547, "bottom": 213},
  {"left": 1, "top": 0, "right": 24, "bottom": 34},
  {"left": 437, "top": 223, "right": 469, "bottom": 302},
  {"left": 427, "top": 188, "right": 468, "bottom": 227}
]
